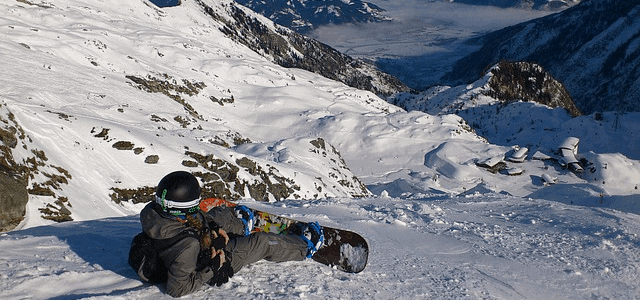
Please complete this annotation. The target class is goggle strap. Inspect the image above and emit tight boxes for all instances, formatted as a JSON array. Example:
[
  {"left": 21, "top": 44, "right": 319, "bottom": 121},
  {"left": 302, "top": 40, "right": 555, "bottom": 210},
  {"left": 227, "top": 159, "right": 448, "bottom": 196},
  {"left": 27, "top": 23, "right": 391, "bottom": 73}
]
[{"left": 155, "top": 195, "right": 200, "bottom": 209}]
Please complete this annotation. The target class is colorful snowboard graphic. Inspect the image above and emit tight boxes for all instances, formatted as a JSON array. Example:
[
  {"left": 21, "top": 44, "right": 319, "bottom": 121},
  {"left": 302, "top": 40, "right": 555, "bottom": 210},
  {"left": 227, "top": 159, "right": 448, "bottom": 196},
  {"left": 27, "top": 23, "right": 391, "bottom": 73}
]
[{"left": 200, "top": 198, "right": 369, "bottom": 273}]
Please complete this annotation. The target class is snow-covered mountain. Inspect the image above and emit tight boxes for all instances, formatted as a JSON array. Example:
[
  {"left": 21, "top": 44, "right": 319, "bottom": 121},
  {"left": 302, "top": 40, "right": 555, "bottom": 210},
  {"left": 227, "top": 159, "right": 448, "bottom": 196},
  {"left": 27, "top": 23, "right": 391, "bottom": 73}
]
[
  {"left": 2, "top": 0, "right": 408, "bottom": 230},
  {"left": 2, "top": 0, "right": 640, "bottom": 298},
  {"left": 203, "top": 0, "right": 408, "bottom": 96},
  {"left": 233, "top": 0, "right": 391, "bottom": 34},
  {"left": 444, "top": 0, "right": 640, "bottom": 114},
  {"left": 2, "top": 0, "right": 639, "bottom": 234},
  {"left": 152, "top": 0, "right": 409, "bottom": 95}
]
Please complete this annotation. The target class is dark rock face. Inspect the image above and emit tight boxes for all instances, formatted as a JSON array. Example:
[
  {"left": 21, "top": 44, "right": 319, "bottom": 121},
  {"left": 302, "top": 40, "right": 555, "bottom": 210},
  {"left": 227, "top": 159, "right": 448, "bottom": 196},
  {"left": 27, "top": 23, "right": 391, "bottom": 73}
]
[
  {"left": 0, "top": 173, "right": 28, "bottom": 232},
  {"left": 484, "top": 61, "right": 581, "bottom": 117}
]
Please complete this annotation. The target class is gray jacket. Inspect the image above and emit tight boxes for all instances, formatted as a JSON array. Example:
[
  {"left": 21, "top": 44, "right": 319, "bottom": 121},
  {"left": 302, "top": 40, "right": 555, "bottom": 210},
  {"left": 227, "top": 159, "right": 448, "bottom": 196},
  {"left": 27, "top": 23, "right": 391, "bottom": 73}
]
[
  {"left": 140, "top": 202, "right": 308, "bottom": 297},
  {"left": 140, "top": 203, "right": 241, "bottom": 297}
]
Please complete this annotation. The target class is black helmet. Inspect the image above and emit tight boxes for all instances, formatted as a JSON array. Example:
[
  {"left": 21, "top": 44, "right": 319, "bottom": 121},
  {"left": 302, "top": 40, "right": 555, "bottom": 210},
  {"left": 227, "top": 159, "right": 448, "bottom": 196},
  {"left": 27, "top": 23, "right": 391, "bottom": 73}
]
[{"left": 155, "top": 171, "right": 201, "bottom": 217}]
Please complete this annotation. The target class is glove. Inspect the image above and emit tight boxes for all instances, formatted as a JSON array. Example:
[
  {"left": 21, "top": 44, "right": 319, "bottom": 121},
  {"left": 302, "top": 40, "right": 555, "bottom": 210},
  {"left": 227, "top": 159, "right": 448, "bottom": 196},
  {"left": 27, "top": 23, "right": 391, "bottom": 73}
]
[
  {"left": 207, "top": 223, "right": 230, "bottom": 250},
  {"left": 211, "top": 228, "right": 229, "bottom": 250},
  {"left": 208, "top": 249, "right": 234, "bottom": 287}
]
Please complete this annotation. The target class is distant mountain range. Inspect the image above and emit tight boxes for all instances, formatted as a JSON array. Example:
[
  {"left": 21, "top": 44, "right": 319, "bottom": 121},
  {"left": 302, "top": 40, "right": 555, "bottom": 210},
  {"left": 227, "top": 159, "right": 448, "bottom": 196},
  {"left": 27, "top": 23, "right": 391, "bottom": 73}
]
[
  {"left": 234, "top": 0, "right": 391, "bottom": 34},
  {"left": 229, "top": 0, "right": 580, "bottom": 37},
  {"left": 445, "top": 0, "right": 581, "bottom": 10},
  {"left": 444, "top": 0, "right": 640, "bottom": 114}
]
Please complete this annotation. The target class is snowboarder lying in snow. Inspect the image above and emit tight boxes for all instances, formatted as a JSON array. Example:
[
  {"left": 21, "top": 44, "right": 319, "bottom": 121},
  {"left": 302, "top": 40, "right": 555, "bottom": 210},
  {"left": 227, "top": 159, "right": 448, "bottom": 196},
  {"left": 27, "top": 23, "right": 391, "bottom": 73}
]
[{"left": 130, "top": 171, "right": 324, "bottom": 297}]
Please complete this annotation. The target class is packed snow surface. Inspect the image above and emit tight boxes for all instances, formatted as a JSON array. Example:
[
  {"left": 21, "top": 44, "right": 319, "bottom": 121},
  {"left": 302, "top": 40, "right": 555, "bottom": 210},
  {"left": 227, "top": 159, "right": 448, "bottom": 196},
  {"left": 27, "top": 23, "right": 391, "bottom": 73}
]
[
  {"left": 4, "top": 196, "right": 640, "bottom": 299},
  {"left": 1, "top": 0, "right": 640, "bottom": 299}
]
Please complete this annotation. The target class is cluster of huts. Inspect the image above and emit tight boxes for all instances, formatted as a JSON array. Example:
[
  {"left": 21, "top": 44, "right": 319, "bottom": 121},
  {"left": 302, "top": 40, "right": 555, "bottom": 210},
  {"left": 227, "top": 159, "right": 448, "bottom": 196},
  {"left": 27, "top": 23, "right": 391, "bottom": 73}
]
[{"left": 476, "top": 137, "right": 584, "bottom": 185}]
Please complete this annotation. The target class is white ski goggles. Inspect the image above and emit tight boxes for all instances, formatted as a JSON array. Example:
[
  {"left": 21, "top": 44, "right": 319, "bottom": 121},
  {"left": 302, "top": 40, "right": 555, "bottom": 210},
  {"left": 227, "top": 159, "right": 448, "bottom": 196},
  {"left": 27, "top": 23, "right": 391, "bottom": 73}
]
[{"left": 156, "top": 196, "right": 201, "bottom": 216}]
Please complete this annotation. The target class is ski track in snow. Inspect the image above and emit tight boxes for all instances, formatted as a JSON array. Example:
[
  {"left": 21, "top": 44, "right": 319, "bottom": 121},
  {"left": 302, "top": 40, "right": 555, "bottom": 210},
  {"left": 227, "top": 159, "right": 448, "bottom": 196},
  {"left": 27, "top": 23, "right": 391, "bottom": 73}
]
[{"left": 3, "top": 195, "right": 640, "bottom": 299}]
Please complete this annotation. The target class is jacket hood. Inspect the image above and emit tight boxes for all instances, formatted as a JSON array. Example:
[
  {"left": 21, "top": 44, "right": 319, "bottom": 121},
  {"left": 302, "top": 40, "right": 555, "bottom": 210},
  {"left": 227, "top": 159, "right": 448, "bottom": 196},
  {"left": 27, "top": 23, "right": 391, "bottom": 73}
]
[{"left": 140, "top": 202, "right": 188, "bottom": 240}]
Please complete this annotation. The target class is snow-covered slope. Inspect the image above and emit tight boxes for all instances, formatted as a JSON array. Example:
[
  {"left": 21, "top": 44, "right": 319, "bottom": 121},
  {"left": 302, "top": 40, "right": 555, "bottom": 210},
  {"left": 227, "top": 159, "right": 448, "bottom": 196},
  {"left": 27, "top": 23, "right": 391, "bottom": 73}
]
[
  {"left": 4, "top": 195, "right": 640, "bottom": 299},
  {"left": 1, "top": 0, "right": 640, "bottom": 298},
  {"left": 0, "top": 0, "right": 476, "bottom": 227},
  {"left": 390, "top": 60, "right": 640, "bottom": 198}
]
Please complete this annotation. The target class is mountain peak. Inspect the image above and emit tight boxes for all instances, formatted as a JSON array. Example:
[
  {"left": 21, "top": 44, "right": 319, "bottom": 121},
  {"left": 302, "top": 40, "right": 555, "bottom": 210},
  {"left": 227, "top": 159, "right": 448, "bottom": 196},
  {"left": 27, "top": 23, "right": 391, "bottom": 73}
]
[{"left": 484, "top": 61, "right": 581, "bottom": 117}]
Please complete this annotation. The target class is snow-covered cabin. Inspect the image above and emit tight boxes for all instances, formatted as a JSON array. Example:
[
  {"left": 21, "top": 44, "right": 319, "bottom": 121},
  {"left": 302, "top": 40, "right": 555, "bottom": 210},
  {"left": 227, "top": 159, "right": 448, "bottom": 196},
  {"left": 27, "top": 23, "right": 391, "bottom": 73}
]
[
  {"left": 508, "top": 147, "right": 528, "bottom": 163},
  {"left": 558, "top": 137, "right": 583, "bottom": 172}
]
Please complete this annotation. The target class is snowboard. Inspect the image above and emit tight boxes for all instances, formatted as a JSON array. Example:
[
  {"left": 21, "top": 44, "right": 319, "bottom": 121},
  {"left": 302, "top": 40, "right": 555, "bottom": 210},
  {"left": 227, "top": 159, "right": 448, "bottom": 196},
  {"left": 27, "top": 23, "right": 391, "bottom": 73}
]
[{"left": 199, "top": 198, "right": 369, "bottom": 273}]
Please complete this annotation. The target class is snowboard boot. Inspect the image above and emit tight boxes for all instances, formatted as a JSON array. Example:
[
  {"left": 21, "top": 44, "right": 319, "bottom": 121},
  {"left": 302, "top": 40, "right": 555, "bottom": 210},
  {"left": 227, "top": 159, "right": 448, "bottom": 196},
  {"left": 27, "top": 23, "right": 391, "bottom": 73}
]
[
  {"left": 234, "top": 205, "right": 255, "bottom": 236},
  {"left": 297, "top": 221, "right": 324, "bottom": 258}
]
